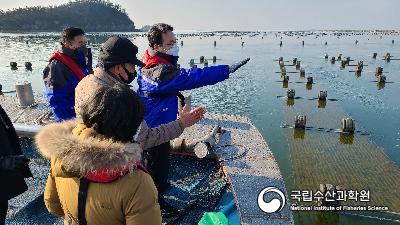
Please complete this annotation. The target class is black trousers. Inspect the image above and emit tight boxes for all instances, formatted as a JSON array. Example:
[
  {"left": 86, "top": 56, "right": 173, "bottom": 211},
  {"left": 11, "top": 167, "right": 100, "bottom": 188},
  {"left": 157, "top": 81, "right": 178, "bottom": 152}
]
[
  {"left": 0, "top": 200, "right": 7, "bottom": 225},
  {"left": 144, "top": 142, "right": 170, "bottom": 203}
]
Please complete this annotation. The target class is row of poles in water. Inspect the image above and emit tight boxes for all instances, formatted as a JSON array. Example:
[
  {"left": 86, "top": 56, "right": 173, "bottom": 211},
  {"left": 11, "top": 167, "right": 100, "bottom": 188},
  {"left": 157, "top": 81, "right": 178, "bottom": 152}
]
[{"left": 276, "top": 56, "right": 357, "bottom": 134}]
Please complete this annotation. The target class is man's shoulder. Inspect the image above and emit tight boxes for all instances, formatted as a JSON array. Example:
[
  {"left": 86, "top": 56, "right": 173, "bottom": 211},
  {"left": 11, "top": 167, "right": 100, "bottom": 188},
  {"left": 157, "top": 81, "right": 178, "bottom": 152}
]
[
  {"left": 44, "top": 59, "right": 74, "bottom": 78},
  {"left": 43, "top": 59, "right": 76, "bottom": 89},
  {"left": 141, "top": 64, "right": 180, "bottom": 83},
  {"left": 75, "top": 73, "right": 98, "bottom": 92}
]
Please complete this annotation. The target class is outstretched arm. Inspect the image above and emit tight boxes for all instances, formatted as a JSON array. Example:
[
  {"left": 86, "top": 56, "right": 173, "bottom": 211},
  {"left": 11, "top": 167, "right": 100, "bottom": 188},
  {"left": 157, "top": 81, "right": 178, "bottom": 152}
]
[{"left": 135, "top": 106, "right": 205, "bottom": 150}]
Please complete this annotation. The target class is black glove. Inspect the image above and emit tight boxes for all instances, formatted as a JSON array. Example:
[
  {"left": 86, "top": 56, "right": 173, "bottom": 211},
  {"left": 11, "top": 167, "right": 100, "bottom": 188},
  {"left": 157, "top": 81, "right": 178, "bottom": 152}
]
[
  {"left": 229, "top": 58, "right": 250, "bottom": 73},
  {"left": 0, "top": 155, "right": 29, "bottom": 171}
]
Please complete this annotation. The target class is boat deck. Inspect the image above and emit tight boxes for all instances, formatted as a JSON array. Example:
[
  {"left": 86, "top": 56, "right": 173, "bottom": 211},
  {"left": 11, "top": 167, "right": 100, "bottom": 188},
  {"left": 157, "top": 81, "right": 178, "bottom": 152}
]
[{"left": 1, "top": 95, "right": 293, "bottom": 225}]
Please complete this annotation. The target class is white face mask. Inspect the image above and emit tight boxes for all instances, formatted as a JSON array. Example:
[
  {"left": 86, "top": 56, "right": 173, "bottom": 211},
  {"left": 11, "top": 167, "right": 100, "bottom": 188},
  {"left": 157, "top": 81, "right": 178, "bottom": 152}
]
[{"left": 166, "top": 43, "right": 179, "bottom": 57}]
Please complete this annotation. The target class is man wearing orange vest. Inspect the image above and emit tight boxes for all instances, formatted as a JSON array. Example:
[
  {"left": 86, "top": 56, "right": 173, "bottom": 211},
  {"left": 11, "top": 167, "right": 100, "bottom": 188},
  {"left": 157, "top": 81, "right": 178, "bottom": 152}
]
[{"left": 43, "top": 27, "right": 93, "bottom": 122}]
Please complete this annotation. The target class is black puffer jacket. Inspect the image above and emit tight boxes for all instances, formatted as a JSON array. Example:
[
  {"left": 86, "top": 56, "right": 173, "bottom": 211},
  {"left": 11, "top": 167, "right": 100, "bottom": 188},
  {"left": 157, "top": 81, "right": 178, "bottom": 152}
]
[{"left": 0, "top": 105, "right": 32, "bottom": 201}]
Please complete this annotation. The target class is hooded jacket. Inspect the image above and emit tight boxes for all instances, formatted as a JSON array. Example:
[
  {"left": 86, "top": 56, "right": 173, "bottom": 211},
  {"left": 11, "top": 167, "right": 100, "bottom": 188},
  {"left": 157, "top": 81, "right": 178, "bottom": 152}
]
[
  {"left": 137, "top": 49, "right": 229, "bottom": 128},
  {"left": 35, "top": 119, "right": 162, "bottom": 225}
]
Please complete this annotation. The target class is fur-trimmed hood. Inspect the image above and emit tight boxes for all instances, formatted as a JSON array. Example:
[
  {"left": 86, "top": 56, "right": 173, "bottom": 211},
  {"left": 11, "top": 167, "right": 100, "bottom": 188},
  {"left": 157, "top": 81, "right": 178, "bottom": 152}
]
[{"left": 35, "top": 119, "right": 142, "bottom": 180}]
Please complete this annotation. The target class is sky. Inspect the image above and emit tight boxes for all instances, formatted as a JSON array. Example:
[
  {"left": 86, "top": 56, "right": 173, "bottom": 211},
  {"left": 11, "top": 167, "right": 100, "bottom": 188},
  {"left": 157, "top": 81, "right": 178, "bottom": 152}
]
[{"left": 1, "top": 0, "right": 399, "bottom": 31}]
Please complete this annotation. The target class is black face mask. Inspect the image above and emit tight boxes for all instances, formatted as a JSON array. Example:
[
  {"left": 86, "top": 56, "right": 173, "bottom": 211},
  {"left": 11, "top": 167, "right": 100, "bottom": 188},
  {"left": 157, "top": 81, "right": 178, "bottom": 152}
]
[
  {"left": 75, "top": 45, "right": 89, "bottom": 56},
  {"left": 120, "top": 65, "right": 137, "bottom": 84}
]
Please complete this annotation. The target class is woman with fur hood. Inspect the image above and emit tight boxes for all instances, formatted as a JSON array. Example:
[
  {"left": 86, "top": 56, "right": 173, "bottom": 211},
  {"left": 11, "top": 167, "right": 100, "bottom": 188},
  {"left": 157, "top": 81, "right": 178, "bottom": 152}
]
[{"left": 35, "top": 83, "right": 162, "bottom": 225}]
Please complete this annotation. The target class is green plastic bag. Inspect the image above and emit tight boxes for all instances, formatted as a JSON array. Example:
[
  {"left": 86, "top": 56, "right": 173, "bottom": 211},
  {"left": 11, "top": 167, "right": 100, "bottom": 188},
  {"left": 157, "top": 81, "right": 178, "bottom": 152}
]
[{"left": 198, "top": 212, "right": 229, "bottom": 225}]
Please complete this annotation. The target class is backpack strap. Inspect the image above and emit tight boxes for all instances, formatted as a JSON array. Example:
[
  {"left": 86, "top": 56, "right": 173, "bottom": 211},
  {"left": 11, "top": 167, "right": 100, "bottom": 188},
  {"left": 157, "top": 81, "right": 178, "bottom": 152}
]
[{"left": 77, "top": 178, "right": 90, "bottom": 225}]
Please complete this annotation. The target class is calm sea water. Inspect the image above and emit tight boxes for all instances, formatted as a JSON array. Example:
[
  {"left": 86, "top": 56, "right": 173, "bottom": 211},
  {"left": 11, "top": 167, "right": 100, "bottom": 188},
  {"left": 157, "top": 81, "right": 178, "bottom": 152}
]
[{"left": 1, "top": 31, "right": 399, "bottom": 225}]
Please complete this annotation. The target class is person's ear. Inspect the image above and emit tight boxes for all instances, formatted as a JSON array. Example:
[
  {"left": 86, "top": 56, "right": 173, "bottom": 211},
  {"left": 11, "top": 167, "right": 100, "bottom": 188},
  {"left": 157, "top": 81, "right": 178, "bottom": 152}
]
[{"left": 154, "top": 44, "right": 164, "bottom": 52}]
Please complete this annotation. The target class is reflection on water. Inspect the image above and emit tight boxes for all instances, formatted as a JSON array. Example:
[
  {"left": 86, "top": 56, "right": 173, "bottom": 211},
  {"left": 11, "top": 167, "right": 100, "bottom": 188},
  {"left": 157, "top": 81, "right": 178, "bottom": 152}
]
[
  {"left": 339, "top": 133, "right": 354, "bottom": 145},
  {"left": 1, "top": 31, "right": 400, "bottom": 225}
]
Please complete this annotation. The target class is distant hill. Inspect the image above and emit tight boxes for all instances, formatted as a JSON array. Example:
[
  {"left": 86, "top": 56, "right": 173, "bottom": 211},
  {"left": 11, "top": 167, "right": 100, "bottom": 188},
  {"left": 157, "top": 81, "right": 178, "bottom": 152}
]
[{"left": 0, "top": 0, "right": 136, "bottom": 32}]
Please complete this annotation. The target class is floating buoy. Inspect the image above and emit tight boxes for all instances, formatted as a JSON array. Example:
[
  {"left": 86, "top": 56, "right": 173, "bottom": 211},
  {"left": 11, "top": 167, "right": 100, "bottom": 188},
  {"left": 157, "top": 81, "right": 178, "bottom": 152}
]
[
  {"left": 279, "top": 61, "right": 285, "bottom": 69},
  {"left": 377, "top": 74, "right": 386, "bottom": 83},
  {"left": 281, "top": 67, "right": 287, "bottom": 75},
  {"left": 282, "top": 75, "right": 289, "bottom": 83},
  {"left": 355, "top": 65, "right": 362, "bottom": 74},
  {"left": 189, "top": 59, "right": 195, "bottom": 67},
  {"left": 345, "top": 57, "right": 351, "bottom": 65},
  {"left": 318, "top": 99, "right": 326, "bottom": 108},
  {"left": 357, "top": 60, "right": 364, "bottom": 68},
  {"left": 340, "top": 60, "right": 346, "bottom": 68},
  {"left": 295, "top": 115, "right": 307, "bottom": 129},
  {"left": 212, "top": 56, "right": 217, "bottom": 63},
  {"left": 318, "top": 90, "right": 327, "bottom": 100},
  {"left": 375, "top": 67, "right": 383, "bottom": 75},
  {"left": 287, "top": 89, "right": 296, "bottom": 99},
  {"left": 25, "top": 62, "right": 32, "bottom": 69},
  {"left": 318, "top": 184, "right": 341, "bottom": 207},
  {"left": 282, "top": 80, "right": 289, "bottom": 88},
  {"left": 331, "top": 57, "right": 336, "bottom": 63},
  {"left": 341, "top": 118, "right": 355, "bottom": 133},
  {"left": 300, "top": 68, "right": 305, "bottom": 76},
  {"left": 307, "top": 76, "right": 313, "bottom": 84},
  {"left": 295, "top": 61, "right": 301, "bottom": 70},
  {"left": 324, "top": 54, "right": 328, "bottom": 59},
  {"left": 384, "top": 53, "right": 391, "bottom": 62},
  {"left": 200, "top": 56, "right": 205, "bottom": 63},
  {"left": 15, "top": 82, "right": 35, "bottom": 108},
  {"left": 292, "top": 58, "right": 298, "bottom": 65},
  {"left": 10, "top": 62, "right": 17, "bottom": 68},
  {"left": 372, "top": 53, "right": 377, "bottom": 59}
]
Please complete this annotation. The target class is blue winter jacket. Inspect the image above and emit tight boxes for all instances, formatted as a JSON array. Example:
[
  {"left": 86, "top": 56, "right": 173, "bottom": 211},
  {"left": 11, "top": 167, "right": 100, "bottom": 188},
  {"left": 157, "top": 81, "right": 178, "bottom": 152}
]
[
  {"left": 43, "top": 47, "right": 91, "bottom": 122},
  {"left": 137, "top": 50, "right": 229, "bottom": 128}
]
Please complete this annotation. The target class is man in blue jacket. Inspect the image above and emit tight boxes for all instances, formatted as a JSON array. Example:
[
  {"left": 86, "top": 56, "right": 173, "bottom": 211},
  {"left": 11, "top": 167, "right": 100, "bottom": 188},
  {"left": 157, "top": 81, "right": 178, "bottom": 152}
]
[
  {"left": 43, "top": 27, "right": 93, "bottom": 122},
  {"left": 137, "top": 23, "right": 250, "bottom": 211}
]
